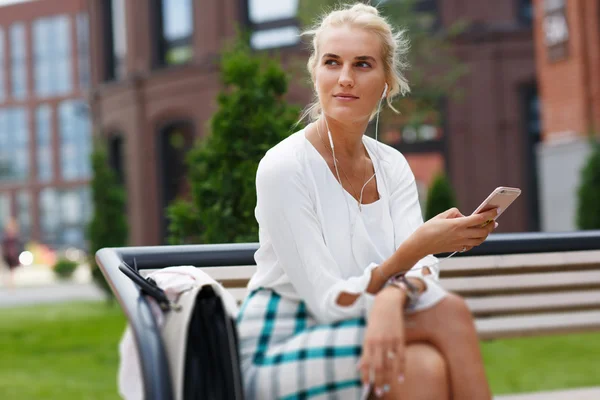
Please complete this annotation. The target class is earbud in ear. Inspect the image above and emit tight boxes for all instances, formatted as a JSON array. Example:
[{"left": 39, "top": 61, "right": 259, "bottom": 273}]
[{"left": 382, "top": 83, "right": 388, "bottom": 99}]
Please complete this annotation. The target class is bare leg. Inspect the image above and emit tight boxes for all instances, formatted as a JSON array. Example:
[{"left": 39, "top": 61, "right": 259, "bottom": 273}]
[
  {"left": 404, "top": 293, "right": 492, "bottom": 400},
  {"left": 381, "top": 342, "right": 450, "bottom": 399}
]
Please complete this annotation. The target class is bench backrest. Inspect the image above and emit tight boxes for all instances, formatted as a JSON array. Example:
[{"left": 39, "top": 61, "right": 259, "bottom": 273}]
[{"left": 199, "top": 250, "right": 600, "bottom": 340}]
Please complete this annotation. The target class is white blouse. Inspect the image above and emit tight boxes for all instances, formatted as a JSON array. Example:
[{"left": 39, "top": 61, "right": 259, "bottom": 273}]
[{"left": 248, "top": 128, "right": 439, "bottom": 324}]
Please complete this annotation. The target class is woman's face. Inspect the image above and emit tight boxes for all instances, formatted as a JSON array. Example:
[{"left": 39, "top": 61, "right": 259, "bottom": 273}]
[{"left": 314, "top": 25, "right": 386, "bottom": 124}]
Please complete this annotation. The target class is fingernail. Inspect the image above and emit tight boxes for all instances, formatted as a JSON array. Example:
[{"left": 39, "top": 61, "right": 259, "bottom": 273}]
[
  {"left": 494, "top": 222, "right": 499, "bottom": 228},
  {"left": 361, "top": 383, "right": 371, "bottom": 397},
  {"left": 497, "top": 208, "right": 503, "bottom": 215},
  {"left": 398, "top": 374, "right": 405, "bottom": 383}
]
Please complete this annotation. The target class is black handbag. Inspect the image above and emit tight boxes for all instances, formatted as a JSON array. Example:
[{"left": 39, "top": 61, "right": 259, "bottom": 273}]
[
  {"left": 119, "top": 261, "right": 244, "bottom": 400},
  {"left": 183, "top": 285, "right": 244, "bottom": 399}
]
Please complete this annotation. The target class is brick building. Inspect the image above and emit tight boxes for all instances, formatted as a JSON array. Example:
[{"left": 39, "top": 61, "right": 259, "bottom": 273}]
[
  {"left": 88, "top": 0, "right": 539, "bottom": 246},
  {"left": 533, "top": 0, "right": 600, "bottom": 231},
  {"left": 0, "top": 0, "right": 92, "bottom": 249}
]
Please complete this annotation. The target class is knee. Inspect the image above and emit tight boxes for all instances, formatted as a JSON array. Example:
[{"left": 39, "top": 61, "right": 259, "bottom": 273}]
[
  {"left": 410, "top": 344, "right": 448, "bottom": 385},
  {"left": 440, "top": 293, "right": 474, "bottom": 324}
]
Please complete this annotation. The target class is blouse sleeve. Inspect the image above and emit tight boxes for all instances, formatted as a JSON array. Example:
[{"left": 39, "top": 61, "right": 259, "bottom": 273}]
[
  {"left": 388, "top": 152, "right": 440, "bottom": 280},
  {"left": 255, "top": 152, "right": 378, "bottom": 324}
]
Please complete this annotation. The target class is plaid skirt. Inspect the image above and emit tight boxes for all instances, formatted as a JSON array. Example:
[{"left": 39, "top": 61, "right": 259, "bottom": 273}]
[{"left": 236, "top": 289, "right": 367, "bottom": 400}]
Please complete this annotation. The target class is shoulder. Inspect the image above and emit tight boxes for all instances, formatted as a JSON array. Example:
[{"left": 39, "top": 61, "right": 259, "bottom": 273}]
[
  {"left": 256, "top": 129, "right": 308, "bottom": 186},
  {"left": 363, "top": 136, "right": 411, "bottom": 175}
]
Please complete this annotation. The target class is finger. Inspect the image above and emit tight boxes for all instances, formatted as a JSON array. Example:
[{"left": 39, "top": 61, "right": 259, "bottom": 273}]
[
  {"left": 372, "top": 344, "right": 386, "bottom": 393},
  {"left": 380, "top": 347, "right": 396, "bottom": 395},
  {"left": 465, "top": 227, "right": 491, "bottom": 240},
  {"left": 396, "top": 342, "right": 406, "bottom": 384},
  {"left": 445, "top": 207, "right": 464, "bottom": 218},
  {"left": 464, "top": 209, "right": 498, "bottom": 227},
  {"left": 359, "top": 350, "right": 371, "bottom": 385}
]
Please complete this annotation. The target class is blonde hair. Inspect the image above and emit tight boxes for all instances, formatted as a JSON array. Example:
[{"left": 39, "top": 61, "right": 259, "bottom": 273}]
[{"left": 299, "top": 2, "right": 410, "bottom": 122}]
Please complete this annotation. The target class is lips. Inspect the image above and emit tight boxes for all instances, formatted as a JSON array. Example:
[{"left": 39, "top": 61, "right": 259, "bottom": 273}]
[{"left": 334, "top": 94, "right": 359, "bottom": 99}]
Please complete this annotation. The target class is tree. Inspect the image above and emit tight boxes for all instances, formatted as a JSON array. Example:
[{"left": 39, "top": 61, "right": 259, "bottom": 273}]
[
  {"left": 297, "top": 0, "right": 468, "bottom": 129},
  {"left": 576, "top": 141, "right": 600, "bottom": 230},
  {"left": 424, "top": 173, "right": 458, "bottom": 221},
  {"left": 88, "top": 141, "right": 129, "bottom": 301},
  {"left": 167, "top": 37, "right": 301, "bottom": 245}
]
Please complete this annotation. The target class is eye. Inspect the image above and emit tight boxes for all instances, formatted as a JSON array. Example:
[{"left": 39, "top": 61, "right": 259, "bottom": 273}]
[
  {"left": 324, "top": 59, "right": 340, "bottom": 66},
  {"left": 356, "top": 61, "right": 372, "bottom": 68}
]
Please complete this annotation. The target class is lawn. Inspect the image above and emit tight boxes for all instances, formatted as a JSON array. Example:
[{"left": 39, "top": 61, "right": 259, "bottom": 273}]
[
  {"left": 0, "top": 301, "right": 126, "bottom": 400},
  {"left": 0, "top": 301, "right": 599, "bottom": 399}
]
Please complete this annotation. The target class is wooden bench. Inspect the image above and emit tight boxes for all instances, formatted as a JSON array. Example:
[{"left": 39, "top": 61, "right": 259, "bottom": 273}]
[
  {"left": 96, "top": 231, "right": 600, "bottom": 400},
  {"left": 201, "top": 249, "right": 600, "bottom": 340}
]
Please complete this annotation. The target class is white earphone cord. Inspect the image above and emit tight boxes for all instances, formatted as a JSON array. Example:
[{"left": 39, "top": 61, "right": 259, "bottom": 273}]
[{"left": 323, "top": 83, "right": 459, "bottom": 274}]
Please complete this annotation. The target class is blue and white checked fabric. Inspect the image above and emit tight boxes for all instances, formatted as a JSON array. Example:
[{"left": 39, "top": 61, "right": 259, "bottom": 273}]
[{"left": 237, "top": 289, "right": 367, "bottom": 400}]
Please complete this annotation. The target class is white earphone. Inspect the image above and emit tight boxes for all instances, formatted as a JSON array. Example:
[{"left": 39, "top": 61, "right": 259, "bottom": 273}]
[{"left": 382, "top": 83, "right": 388, "bottom": 99}]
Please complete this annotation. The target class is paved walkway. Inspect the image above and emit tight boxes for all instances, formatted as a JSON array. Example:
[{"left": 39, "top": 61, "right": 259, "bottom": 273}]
[{"left": 0, "top": 263, "right": 105, "bottom": 307}]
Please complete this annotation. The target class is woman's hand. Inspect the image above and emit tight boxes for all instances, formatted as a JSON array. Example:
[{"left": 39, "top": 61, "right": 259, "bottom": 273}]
[
  {"left": 358, "top": 287, "right": 406, "bottom": 397},
  {"left": 415, "top": 208, "right": 498, "bottom": 255}
]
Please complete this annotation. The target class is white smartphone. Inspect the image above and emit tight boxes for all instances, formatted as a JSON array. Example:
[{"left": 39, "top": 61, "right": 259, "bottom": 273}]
[{"left": 472, "top": 186, "right": 521, "bottom": 226}]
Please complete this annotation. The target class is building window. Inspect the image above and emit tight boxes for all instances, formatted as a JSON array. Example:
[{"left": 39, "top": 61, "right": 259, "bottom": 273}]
[
  {"left": 0, "top": 108, "right": 29, "bottom": 182},
  {"left": 36, "top": 104, "right": 53, "bottom": 182},
  {"left": 76, "top": 13, "right": 91, "bottom": 89},
  {"left": 40, "top": 186, "right": 91, "bottom": 249},
  {"left": 155, "top": 0, "right": 193, "bottom": 66},
  {"left": 102, "top": 0, "right": 127, "bottom": 80},
  {"left": 10, "top": 23, "right": 27, "bottom": 100},
  {"left": 0, "top": 194, "right": 10, "bottom": 226},
  {"left": 518, "top": 0, "right": 534, "bottom": 26},
  {"left": 16, "top": 190, "right": 30, "bottom": 242},
  {"left": 60, "top": 186, "right": 92, "bottom": 249},
  {"left": 0, "top": 27, "right": 5, "bottom": 102},
  {"left": 158, "top": 121, "right": 193, "bottom": 242},
  {"left": 59, "top": 100, "right": 92, "bottom": 181},
  {"left": 108, "top": 135, "right": 125, "bottom": 185},
  {"left": 40, "top": 187, "right": 60, "bottom": 246},
  {"left": 248, "top": 0, "right": 299, "bottom": 50},
  {"left": 33, "top": 15, "right": 72, "bottom": 97},
  {"left": 110, "top": 0, "right": 127, "bottom": 80}
]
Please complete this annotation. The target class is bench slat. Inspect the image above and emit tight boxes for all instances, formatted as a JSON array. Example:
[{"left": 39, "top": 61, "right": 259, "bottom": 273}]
[
  {"left": 442, "top": 271, "right": 600, "bottom": 296},
  {"left": 466, "top": 290, "right": 600, "bottom": 317},
  {"left": 476, "top": 310, "right": 600, "bottom": 340},
  {"left": 441, "top": 251, "right": 600, "bottom": 277}
]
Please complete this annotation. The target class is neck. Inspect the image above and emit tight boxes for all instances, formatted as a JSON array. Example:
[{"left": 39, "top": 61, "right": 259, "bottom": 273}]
[{"left": 318, "top": 115, "right": 369, "bottom": 160}]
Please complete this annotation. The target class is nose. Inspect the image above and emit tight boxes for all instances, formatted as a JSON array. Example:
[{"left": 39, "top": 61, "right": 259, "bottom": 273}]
[{"left": 338, "top": 64, "right": 354, "bottom": 88}]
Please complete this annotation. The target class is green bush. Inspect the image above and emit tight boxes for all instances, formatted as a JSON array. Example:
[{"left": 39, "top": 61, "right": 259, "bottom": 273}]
[
  {"left": 576, "top": 141, "right": 600, "bottom": 230},
  {"left": 87, "top": 141, "right": 128, "bottom": 300},
  {"left": 53, "top": 258, "right": 78, "bottom": 280},
  {"left": 424, "top": 173, "right": 458, "bottom": 221},
  {"left": 167, "top": 36, "right": 301, "bottom": 244}
]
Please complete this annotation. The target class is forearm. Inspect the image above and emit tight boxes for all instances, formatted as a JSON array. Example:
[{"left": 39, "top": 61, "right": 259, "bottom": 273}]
[{"left": 336, "top": 234, "right": 426, "bottom": 306}]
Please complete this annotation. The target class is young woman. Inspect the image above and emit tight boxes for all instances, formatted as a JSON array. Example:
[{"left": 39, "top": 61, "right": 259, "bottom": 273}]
[{"left": 236, "top": 3, "right": 496, "bottom": 399}]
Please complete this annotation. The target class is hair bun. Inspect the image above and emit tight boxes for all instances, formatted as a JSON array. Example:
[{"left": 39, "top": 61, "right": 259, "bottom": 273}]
[{"left": 349, "top": 3, "right": 379, "bottom": 16}]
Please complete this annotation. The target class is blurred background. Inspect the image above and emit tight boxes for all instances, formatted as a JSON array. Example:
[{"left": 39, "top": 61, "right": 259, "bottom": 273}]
[{"left": 0, "top": 0, "right": 599, "bottom": 398}]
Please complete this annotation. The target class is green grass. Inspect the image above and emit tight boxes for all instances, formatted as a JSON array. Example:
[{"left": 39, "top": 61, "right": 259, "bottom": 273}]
[
  {"left": 1, "top": 301, "right": 599, "bottom": 398},
  {"left": 0, "top": 301, "right": 126, "bottom": 400},
  {"left": 482, "top": 332, "right": 600, "bottom": 395}
]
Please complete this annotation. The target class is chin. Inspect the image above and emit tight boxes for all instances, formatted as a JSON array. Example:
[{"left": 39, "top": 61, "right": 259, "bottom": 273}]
[{"left": 325, "top": 106, "right": 370, "bottom": 124}]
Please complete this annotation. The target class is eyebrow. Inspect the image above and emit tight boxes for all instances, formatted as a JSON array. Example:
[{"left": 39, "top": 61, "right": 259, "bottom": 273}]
[{"left": 322, "top": 53, "right": 377, "bottom": 62}]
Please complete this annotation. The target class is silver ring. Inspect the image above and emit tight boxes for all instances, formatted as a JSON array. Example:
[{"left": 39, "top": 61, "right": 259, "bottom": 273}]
[{"left": 386, "top": 350, "right": 396, "bottom": 360}]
